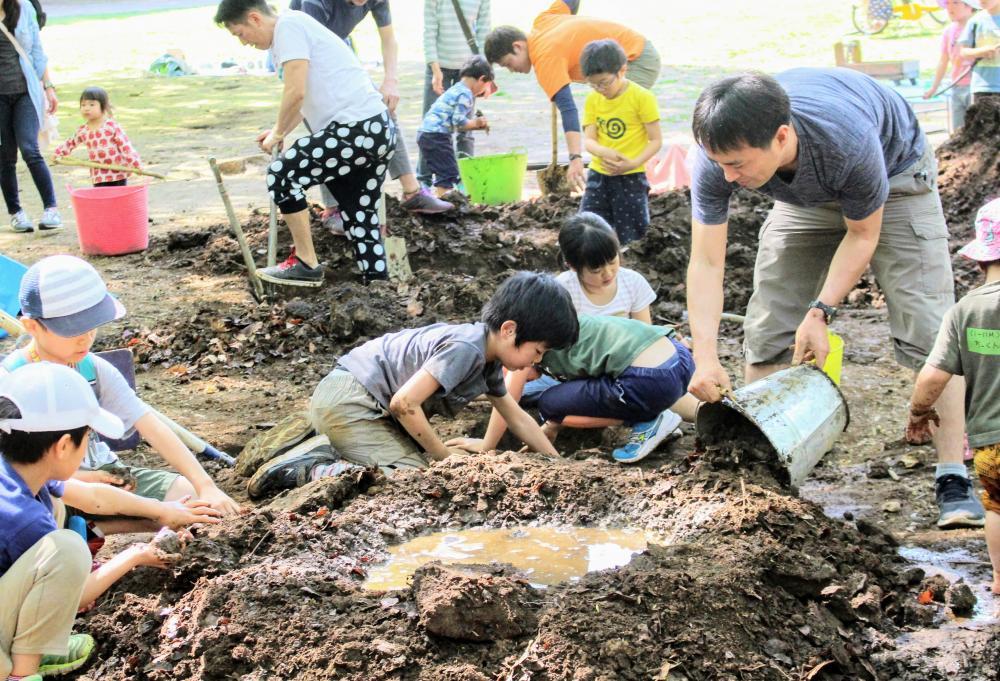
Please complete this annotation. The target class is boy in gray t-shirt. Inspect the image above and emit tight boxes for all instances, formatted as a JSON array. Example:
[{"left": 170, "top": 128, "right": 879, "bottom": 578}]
[
  {"left": 248, "top": 272, "right": 580, "bottom": 499},
  {"left": 908, "top": 199, "right": 1000, "bottom": 590}
]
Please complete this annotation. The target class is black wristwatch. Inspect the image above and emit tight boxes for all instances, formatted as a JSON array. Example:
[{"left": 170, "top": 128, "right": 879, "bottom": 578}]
[
  {"left": 569, "top": 153, "right": 583, "bottom": 161},
  {"left": 808, "top": 300, "right": 837, "bottom": 324}
]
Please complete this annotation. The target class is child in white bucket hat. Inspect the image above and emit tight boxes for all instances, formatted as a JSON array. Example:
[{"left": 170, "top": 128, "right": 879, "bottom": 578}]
[
  {"left": 0, "top": 363, "right": 217, "bottom": 681},
  {"left": 908, "top": 197, "right": 1000, "bottom": 590}
]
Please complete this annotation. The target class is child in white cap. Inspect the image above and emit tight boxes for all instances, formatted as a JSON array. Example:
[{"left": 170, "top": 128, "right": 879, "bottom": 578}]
[
  {"left": 1, "top": 255, "right": 239, "bottom": 533},
  {"left": 0, "top": 363, "right": 218, "bottom": 681},
  {"left": 908, "top": 197, "right": 1000, "bottom": 591}
]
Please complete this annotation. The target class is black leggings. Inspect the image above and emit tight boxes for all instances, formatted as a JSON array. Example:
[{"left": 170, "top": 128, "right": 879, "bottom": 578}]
[
  {"left": 95, "top": 179, "right": 127, "bottom": 187},
  {"left": 267, "top": 111, "right": 396, "bottom": 277}
]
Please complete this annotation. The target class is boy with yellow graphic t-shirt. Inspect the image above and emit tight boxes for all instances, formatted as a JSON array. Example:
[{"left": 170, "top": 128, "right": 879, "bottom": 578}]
[{"left": 580, "top": 39, "right": 662, "bottom": 244}]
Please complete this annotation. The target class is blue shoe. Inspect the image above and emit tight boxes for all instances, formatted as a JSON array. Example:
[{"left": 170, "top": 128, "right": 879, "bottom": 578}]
[
  {"left": 936, "top": 474, "right": 985, "bottom": 529},
  {"left": 612, "top": 410, "right": 683, "bottom": 464}
]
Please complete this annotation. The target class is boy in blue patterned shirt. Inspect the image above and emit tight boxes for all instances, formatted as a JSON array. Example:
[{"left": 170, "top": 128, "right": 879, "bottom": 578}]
[{"left": 417, "top": 55, "right": 494, "bottom": 195}]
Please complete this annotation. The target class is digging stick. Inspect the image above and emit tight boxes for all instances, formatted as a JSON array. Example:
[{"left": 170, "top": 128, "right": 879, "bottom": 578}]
[
  {"left": 208, "top": 157, "right": 265, "bottom": 302},
  {"left": 150, "top": 408, "right": 236, "bottom": 466},
  {"left": 267, "top": 147, "right": 280, "bottom": 267},
  {"left": 52, "top": 155, "right": 167, "bottom": 180},
  {"left": 0, "top": 309, "right": 23, "bottom": 338}
]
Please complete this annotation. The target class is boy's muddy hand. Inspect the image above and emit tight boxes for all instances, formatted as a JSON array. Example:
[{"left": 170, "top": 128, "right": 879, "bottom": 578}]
[
  {"left": 74, "top": 469, "right": 132, "bottom": 489},
  {"left": 157, "top": 496, "right": 222, "bottom": 530},
  {"left": 688, "top": 359, "right": 732, "bottom": 403},
  {"left": 198, "top": 485, "right": 241, "bottom": 516},
  {"left": 444, "top": 437, "right": 487, "bottom": 453},
  {"left": 131, "top": 541, "right": 179, "bottom": 570},
  {"left": 905, "top": 407, "right": 940, "bottom": 445}
]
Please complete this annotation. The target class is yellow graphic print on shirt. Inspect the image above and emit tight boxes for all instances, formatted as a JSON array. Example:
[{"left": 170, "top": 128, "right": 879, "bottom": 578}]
[{"left": 583, "top": 80, "right": 661, "bottom": 176}]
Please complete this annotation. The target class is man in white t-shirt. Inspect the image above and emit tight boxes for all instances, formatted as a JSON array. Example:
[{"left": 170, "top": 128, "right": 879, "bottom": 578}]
[{"left": 215, "top": 0, "right": 395, "bottom": 286}]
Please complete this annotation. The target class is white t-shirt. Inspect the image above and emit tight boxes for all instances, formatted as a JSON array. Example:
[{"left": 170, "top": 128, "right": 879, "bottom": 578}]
[
  {"left": 555, "top": 268, "right": 656, "bottom": 318},
  {"left": 270, "top": 11, "right": 386, "bottom": 130}
]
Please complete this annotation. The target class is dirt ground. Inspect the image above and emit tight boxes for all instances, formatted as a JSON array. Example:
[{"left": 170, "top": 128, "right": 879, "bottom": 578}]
[{"left": 3, "top": 100, "right": 1000, "bottom": 680}]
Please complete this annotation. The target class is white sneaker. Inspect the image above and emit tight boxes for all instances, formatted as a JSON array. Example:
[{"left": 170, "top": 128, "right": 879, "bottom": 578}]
[
  {"left": 38, "top": 207, "right": 62, "bottom": 230},
  {"left": 11, "top": 210, "right": 33, "bottom": 232}
]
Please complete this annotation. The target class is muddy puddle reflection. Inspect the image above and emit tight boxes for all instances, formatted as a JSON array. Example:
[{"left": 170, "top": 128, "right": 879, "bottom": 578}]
[{"left": 365, "top": 526, "right": 651, "bottom": 591}]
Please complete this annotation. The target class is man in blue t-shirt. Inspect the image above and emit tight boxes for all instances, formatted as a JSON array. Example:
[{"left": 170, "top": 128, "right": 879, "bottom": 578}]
[
  {"left": 288, "top": 0, "right": 453, "bottom": 217},
  {"left": 685, "top": 68, "right": 982, "bottom": 530}
]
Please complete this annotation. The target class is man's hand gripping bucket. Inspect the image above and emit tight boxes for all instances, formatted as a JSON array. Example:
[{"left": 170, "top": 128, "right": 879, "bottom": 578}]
[{"left": 696, "top": 364, "right": 850, "bottom": 489}]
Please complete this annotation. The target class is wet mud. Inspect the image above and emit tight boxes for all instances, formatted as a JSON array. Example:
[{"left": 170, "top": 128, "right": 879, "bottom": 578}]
[
  {"left": 74, "top": 121, "right": 1000, "bottom": 679},
  {"left": 81, "top": 453, "right": 928, "bottom": 681}
]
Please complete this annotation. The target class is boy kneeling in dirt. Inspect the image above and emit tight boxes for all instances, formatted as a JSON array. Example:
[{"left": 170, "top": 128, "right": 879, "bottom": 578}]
[
  {"left": 2, "top": 255, "right": 240, "bottom": 532},
  {"left": 908, "top": 199, "right": 1000, "bottom": 590},
  {"left": 0, "top": 364, "right": 198, "bottom": 680},
  {"left": 247, "top": 272, "right": 579, "bottom": 498},
  {"left": 449, "top": 314, "right": 694, "bottom": 464}
]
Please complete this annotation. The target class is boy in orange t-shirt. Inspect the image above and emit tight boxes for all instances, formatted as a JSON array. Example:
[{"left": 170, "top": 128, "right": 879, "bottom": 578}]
[{"left": 484, "top": 0, "right": 660, "bottom": 191}]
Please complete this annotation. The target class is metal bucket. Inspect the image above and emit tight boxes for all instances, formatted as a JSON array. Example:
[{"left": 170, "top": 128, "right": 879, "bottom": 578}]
[{"left": 696, "top": 364, "right": 850, "bottom": 488}]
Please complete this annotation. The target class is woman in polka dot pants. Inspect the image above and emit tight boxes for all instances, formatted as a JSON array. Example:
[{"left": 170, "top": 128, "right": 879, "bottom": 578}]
[{"left": 261, "top": 110, "right": 397, "bottom": 286}]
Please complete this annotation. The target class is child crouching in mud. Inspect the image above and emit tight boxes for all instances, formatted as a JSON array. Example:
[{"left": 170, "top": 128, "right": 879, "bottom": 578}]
[
  {"left": 247, "top": 272, "right": 579, "bottom": 498},
  {"left": 907, "top": 198, "right": 1000, "bottom": 591},
  {"left": 449, "top": 314, "right": 695, "bottom": 464}
]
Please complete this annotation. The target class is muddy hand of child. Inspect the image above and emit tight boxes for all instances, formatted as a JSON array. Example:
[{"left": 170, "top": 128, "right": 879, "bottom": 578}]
[
  {"left": 157, "top": 495, "right": 222, "bottom": 530},
  {"left": 444, "top": 437, "right": 488, "bottom": 454},
  {"left": 73, "top": 469, "right": 131, "bottom": 490},
  {"left": 198, "top": 485, "right": 241, "bottom": 516},
  {"left": 905, "top": 407, "right": 940, "bottom": 445}
]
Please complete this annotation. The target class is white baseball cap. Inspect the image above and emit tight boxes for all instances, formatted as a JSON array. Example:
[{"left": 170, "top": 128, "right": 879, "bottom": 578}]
[
  {"left": 0, "top": 362, "right": 124, "bottom": 438},
  {"left": 19, "top": 255, "right": 126, "bottom": 337}
]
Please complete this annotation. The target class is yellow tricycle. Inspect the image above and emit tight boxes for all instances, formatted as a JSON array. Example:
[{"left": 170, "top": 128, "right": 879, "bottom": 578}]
[{"left": 852, "top": 0, "right": 947, "bottom": 35}]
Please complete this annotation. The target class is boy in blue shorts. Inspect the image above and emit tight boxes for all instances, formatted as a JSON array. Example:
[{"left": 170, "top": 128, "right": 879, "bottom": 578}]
[
  {"left": 1, "top": 363, "right": 212, "bottom": 681},
  {"left": 2, "top": 255, "right": 239, "bottom": 530},
  {"left": 450, "top": 314, "right": 694, "bottom": 463},
  {"left": 580, "top": 39, "right": 662, "bottom": 244},
  {"left": 417, "top": 54, "right": 494, "bottom": 195}
]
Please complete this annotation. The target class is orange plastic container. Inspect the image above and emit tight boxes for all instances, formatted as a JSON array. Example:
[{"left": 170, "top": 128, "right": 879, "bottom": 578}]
[{"left": 69, "top": 184, "right": 149, "bottom": 256}]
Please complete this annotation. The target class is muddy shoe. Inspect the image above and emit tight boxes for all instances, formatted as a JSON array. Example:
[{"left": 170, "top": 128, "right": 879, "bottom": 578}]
[
  {"left": 11, "top": 210, "right": 33, "bottom": 233},
  {"left": 38, "top": 633, "right": 95, "bottom": 677},
  {"left": 237, "top": 412, "right": 315, "bottom": 477},
  {"left": 247, "top": 434, "right": 338, "bottom": 499},
  {"left": 936, "top": 474, "right": 985, "bottom": 529},
  {"left": 257, "top": 250, "right": 324, "bottom": 288},
  {"left": 612, "top": 410, "right": 682, "bottom": 464},
  {"left": 401, "top": 188, "right": 453, "bottom": 214}
]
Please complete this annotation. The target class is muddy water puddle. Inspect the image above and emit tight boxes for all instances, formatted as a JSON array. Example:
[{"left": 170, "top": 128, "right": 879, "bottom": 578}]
[
  {"left": 365, "top": 526, "right": 651, "bottom": 591},
  {"left": 899, "top": 544, "right": 998, "bottom": 626}
]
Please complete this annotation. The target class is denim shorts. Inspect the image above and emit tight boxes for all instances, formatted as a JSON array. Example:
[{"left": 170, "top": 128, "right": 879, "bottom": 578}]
[{"left": 537, "top": 339, "right": 694, "bottom": 424}]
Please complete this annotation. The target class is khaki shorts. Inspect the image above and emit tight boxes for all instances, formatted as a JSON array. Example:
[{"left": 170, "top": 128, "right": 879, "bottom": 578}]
[
  {"left": 974, "top": 444, "right": 1000, "bottom": 515},
  {"left": 309, "top": 369, "right": 427, "bottom": 472},
  {"left": 0, "top": 521, "right": 90, "bottom": 677},
  {"left": 625, "top": 39, "right": 661, "bottom": 90},
  {"left": 744, "top": 140, "right": 955, "bottom": 370}
]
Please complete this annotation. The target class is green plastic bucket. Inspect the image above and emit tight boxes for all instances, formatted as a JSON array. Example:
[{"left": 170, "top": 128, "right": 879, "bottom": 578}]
[{"left": 458, "top": 150, "right": 527, "bottom": 205}]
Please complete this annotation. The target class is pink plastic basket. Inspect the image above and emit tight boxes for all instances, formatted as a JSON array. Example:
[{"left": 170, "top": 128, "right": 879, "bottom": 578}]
[{"left": 68, "top": 184, "right": 149, "bottom": 256}]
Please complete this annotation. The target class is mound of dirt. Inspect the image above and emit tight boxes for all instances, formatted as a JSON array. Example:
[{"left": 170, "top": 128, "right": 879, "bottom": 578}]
[
  {"left": 938, "top": 97, "right": 1000, "bottom": 230},
  {"left": 78, "top": 452, "right": 927, "bottom": 680},
  {"left": 124, "top": 189, "right": 766, "bottom": 378}
]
